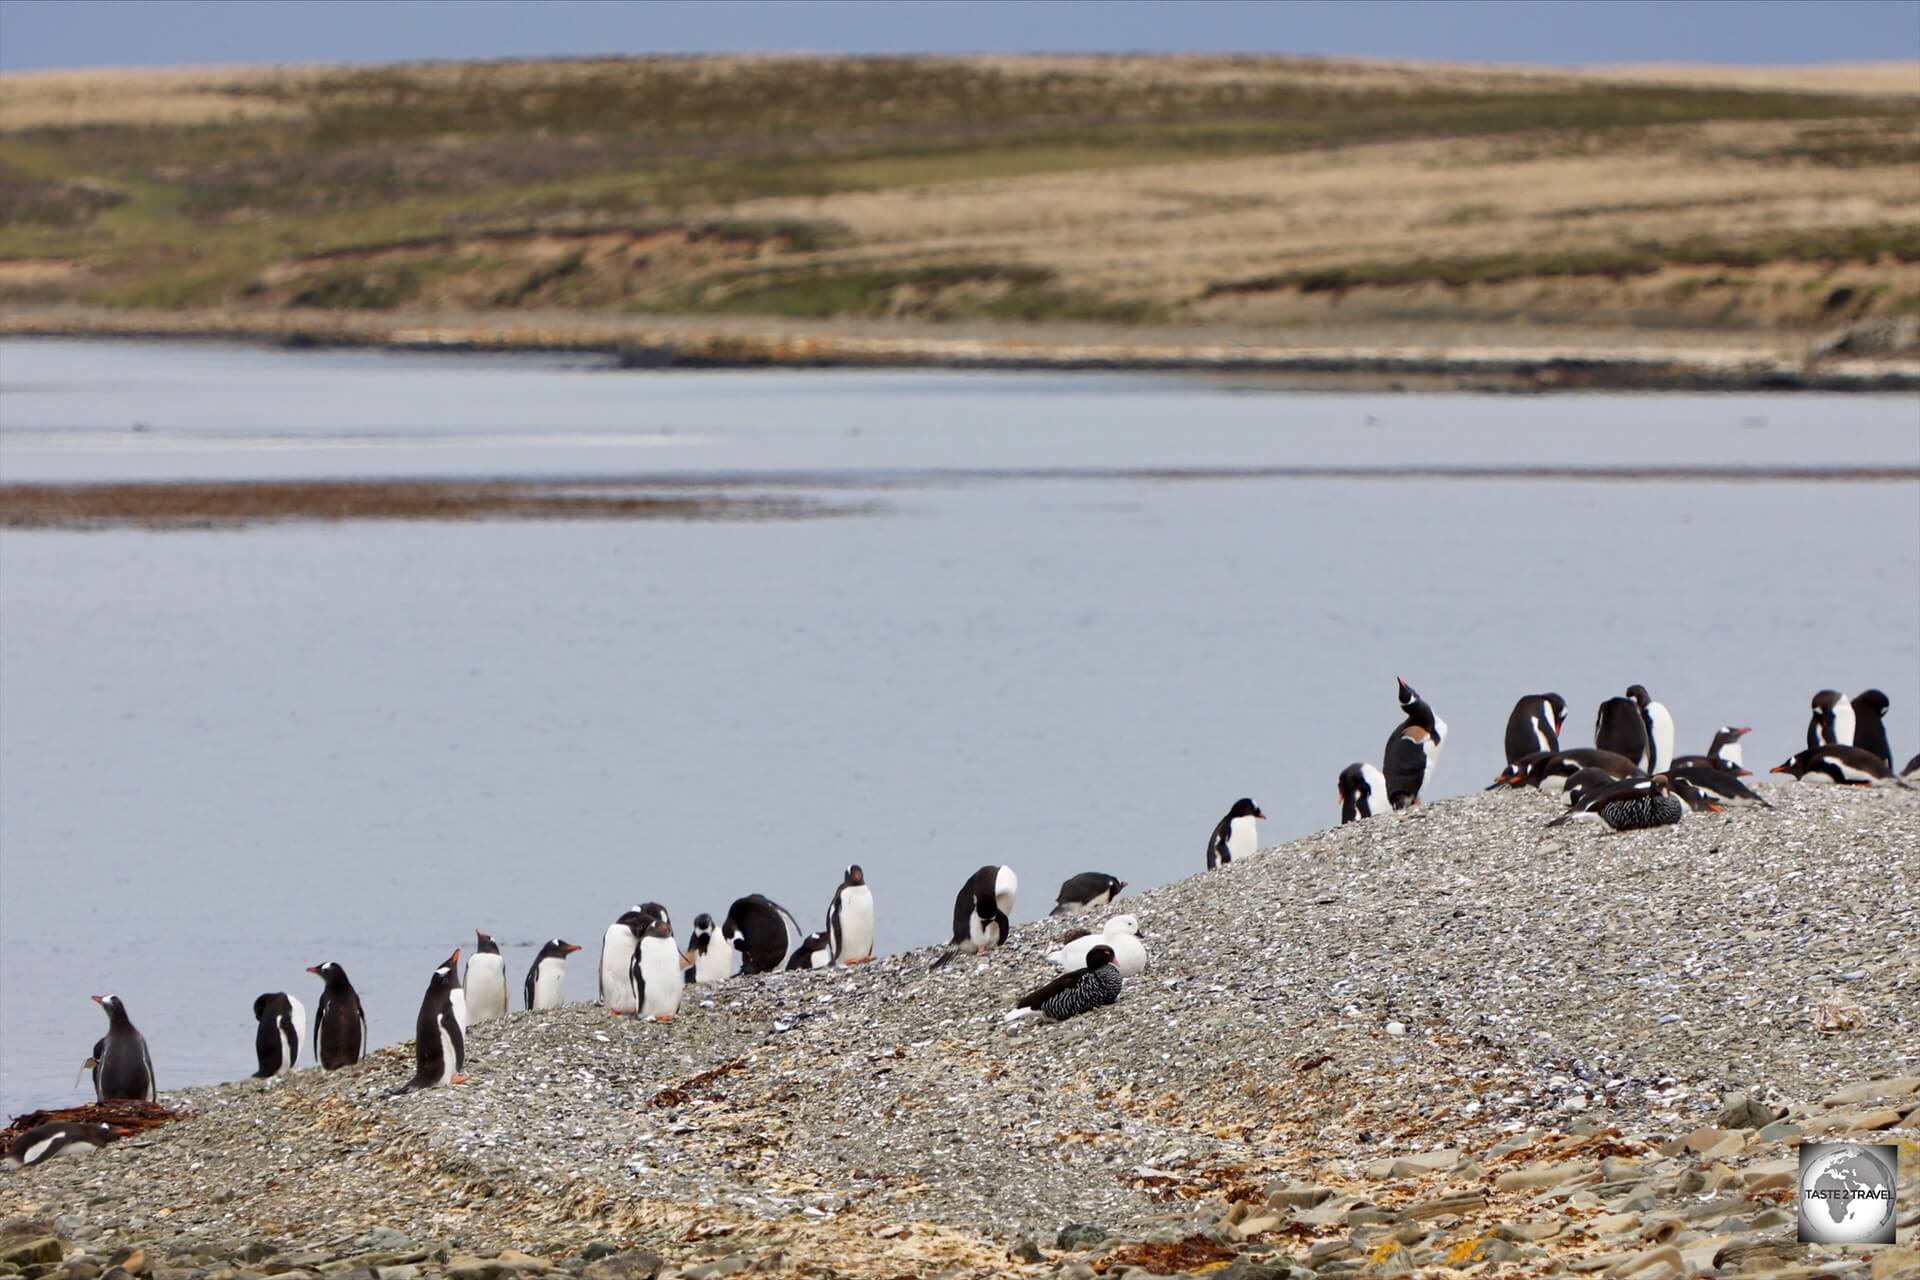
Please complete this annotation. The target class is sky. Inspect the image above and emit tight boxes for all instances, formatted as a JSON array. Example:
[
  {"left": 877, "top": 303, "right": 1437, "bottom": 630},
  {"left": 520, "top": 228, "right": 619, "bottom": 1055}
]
[{"left": 0, "top": 0, "right": 1916, "bottom": 73}]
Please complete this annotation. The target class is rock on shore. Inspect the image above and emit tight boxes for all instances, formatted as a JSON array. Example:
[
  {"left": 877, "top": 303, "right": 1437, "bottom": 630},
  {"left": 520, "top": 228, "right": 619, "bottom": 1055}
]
[{"left": 4, "top": 785, "right": 1917, "bottom": 1277}]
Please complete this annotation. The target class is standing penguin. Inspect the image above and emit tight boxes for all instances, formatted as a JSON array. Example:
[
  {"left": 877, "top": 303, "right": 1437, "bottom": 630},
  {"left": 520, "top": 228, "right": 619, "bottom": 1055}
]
[
  {"left": 1626, "top": 685, "right": 1676, "bottom": 775},
  {"left": 1672, "top": 726, "right": 1751, "bottom": 775},
  {"left": 722, "top": 895, "right": 804, "bottom": 976},
  {"left": 1338, "top": 762, "right": 1389, "bottom": 823},
  {"left": 523, "top": 939, "right": 580, "bottom": 1011},
  {"left": 826, "top": 864, "right": 876, "bottom": 965},
  {"left": 630, "top": 917, "right": 687, "bottom": 1021},
  {"left": 251, "top": 991, "right": 307, "bottom": 1078},
  {"left": 1050, "top": 872, "right": 1126, "bottom": 916},
  {"left": 394, "top": 950, "right": 466, "bottom": 1094},
  {"left": 787, "top": 931, "right": 833, "bottom": 970},
  {"left": 1384, "top": 678, "right": 1447, "bottom": 808},
  {"left": 931, "top": 864, "right": 1016, "bottom": 968},
  {"left": 1205, "top": 798, "right": 1265, "bottom": 869},
  {"left": 88, "top": 995, "right": 155, "bottom": 1102},
  {"left": 464, "top": 930, "right": 508, "bottom": 1026},
  {"left": 1503, "top": 693, "right": 1567, "bottom": 765},
  {"left": 1594, "top": 696, "right": 1651, "bottom": 769},
  {"left": 1849, "top": 689, "right": 1893, "bottom": 770},
  {"left": 307, "top": 962, "right": 366, "bottom": 1070},
  {"left": 599, "top": 904, "right": 667, "bottom": 1013},
  {"left": 684, "top": 913, "right": 735, "bottom": 986},
  {"left": 1808, "top": 690, "right": 1856, "bottom": 750}
]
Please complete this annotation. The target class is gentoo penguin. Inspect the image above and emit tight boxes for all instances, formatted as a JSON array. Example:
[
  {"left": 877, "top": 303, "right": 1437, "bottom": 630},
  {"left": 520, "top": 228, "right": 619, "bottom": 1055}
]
[
  {"left": 1594, "top": 696, "right": 1650, "bottom": 770},
  {"left": 1671, "top": 726, "right": 1751, "bottom": 775},
  {"left": 1849, "top": 689, "right": 1893, "bottom": 770},
  {"left": 88, "top": 995, "right": 154, "bottom": 1102},
  {"left": 1383, "top": 678, "right": 1447, "bottom": 808},
  {"left": 931, "top": 864, "right": 1016, "bottom": 968},
  {"left": 722, "top": 895, "right": 803, "bottom": 976},
  {"left": 251, "top": 991, "right": 307, "bottom": 1078},
  {"left": 307, "top": 962, "right": 367, "bottom": 1070},
  {"left": 826, "top": 864, "right": 876, "bottom": 965},
  {"left": 1338, "top": 762, "right": 1389, "bottom": 822},
  {"left": 1503, "top": 747, "right": 1643, "bottom": 792},
  {"left": 1503, "top": 693, "right": 1567, "bottom": 765},
  {"left": 1626, "top": 685, "right": 1676, "bottom": 775},
  {"left": 394, "top": 949, "right": 465, "bottom": 1093},
  {"left": 1770, "top": 746, "right": 1906, "bottom": 786},
  {"left": 5, "top": 1121, "right": 116, "bottom": 1168},
  {"left": 1546, "top": 774, "right": 1683, "bottom": 832},
  {"left": 631, "top": 917, "right": 686, "bottom": 1020},
  {"left": 787, "top": 931, "right": 833, "bottom": 970},
  {"left": 1050, "top": 872, "right": 1125, "bottom": 916},
  {"left": 1808, "top": 690, "right": 1856, "bottom": 750},
  {"left": 523, "top": 938, "right": 579, "bottom": 1011},
  {"left": 1562, "top": 766, "right": 1630, "bottom": 809},
  {"left": 1667, "top": 774, "right": 1723, "bottom": 814},
  {"left": 1047, "top": 913, "right": 1147, "bottom": 977},
  {"left": 684, "top": 913, "right": 734, "bottom": 986},
  {"left": 1012, "top": 944, "right": 1122, "bottom": 1023},
  {"left": 600, "top": 904, "right": 667, "bottom": 1013},
  {"left": 1205, "top": 797, "right": 1265, "bottom": 868},
  {"left": 464, "top": 930, "right": 508, "bottom": 1026},
  {"left": 1669, "top": 764, "right": 1773, "bottom": 809}
]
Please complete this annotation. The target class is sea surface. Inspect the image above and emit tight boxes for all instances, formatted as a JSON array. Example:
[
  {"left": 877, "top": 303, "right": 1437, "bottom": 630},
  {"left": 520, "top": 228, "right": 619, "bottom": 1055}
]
[{"left": 2, "top": 338, "right": 1916, "bottom": 1114}]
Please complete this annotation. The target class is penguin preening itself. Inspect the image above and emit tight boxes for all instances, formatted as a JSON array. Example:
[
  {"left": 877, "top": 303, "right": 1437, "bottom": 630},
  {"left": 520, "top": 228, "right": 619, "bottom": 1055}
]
[
  {"left": 1626, "top": 685, "right": 1675, "bottom": 775},
  {"left": 524, "top": 939, "right": 580, "bottom": 1011},
  {"left": 931, "top": 864, "right": 1016, "bottom": 969},
  {"left": 684, "top": 913, "right": 734, "bottom": 986},
  {"left": 826, "top": 864, "right": 876, "bottom": 965},
  {"left": 1546, "top": 774, "right": 1684, "bottom": 832},
  {"left": 394, "top": 949, "right": 466, "bottom": 1093},
  {"left": 1503, "top": 692, "right": 1567, "bottom": 765},
  {"left": 1771, "top": 746, "right": 1908, "bottom": 787},
  {"left": 600, "top": 904, "right": 667, "bottom": 1013},
  {"left": 1012, "top": 944, "right": 1123, "bottom": 1023},
  {"left": 1384, "top": 678, "right": 1447, "bottom": 808},
  {"left": 5, "top": 1121, "right": 116, "bottom": 1169},
  {"left": 1849, "top": 689, "right": 1893, "bottom": 770},
  {"left": 723, "top": 895, "right": 804, "bottom": 976},
  {"left": 1671, "top": 726, "right": 1751, "bottom": 775},
  {"left": 630, "top": 916, "right": 687, "bottom": 1020},
  {"left": 307, "top": 962, "right": 367, "bottom": 1070},
  {"left": 464, "top": 929, "right": 508, "bottom": 1026},
  {"left": 251, "top": 991, "right": 307, "bottom": 1078},
  {"left": 1047, "top": 913, "right": 1147, "bottom": 977},
  {"left": 787, "top": 931, "right": 833, "bottom": 970},
  {"left": 1497, "top": 748, "right": 1643, "bottom": 792},
  {"left": 1050, "top": 872, "right": 1125, "bottom": 916},
  {"left": 1339, "top": 762, "right": 1388, "bottom": 822},
  {"left": 1593, "top": 696, "right": 1650, "bottom": 770},
  {"left": 1206, "top": 798, "right": 1265, "bottom": 868},
  {"left": 1808, "top": 690, "right": 1856, "bottom": 751},
  {"left": 88, "top": 995, "right": 155, "bottom": 1102},
  {"left": 1669, "top": 764, "right": 1773, "bottom": 809}
]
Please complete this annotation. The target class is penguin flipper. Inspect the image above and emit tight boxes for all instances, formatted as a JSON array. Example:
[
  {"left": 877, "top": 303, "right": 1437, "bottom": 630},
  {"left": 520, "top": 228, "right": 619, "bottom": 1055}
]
[{"left": 929, "top": 946, "right": 959, "bottom": 971}]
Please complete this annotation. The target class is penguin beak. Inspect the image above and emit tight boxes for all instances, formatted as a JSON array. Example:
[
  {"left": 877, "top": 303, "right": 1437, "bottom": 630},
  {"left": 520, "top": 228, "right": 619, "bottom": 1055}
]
[
  {"left": 305, "top": 965, "right": 321, "bottom": 975},
  {"left": 1733, "top": 767, "right": 1752, "bottom": 777},
  {"left": 451, "top": 947, "right": 462, "bottom": 964},
  {"left": 1770, "top": 764, "right": 1790, "bottom": 774},
  {"left": 89, "top": 995, "right": 105, "bottom": 1006},
  {"left": 563, "top": 944, "right": 581, "bottom": 955}
]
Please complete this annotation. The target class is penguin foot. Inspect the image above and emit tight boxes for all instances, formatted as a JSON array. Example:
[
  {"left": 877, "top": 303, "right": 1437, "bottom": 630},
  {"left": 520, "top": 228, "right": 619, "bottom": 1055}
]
[
  {"left": 651, "top": 1014, "right": 676, "bottom": 1023},
  {"left": 450, "top": 1073, "right": 469, "bottom": 1085}
]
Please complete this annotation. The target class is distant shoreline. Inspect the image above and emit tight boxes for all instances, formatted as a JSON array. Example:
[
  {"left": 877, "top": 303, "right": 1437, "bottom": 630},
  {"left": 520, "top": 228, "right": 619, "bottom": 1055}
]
[{"left": 5, "top": 311, "right": 1918, "bottom": 393}]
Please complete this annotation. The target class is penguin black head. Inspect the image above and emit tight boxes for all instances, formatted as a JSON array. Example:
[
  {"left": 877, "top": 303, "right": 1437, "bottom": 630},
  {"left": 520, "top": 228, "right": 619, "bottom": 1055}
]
[
  {"left": 251, "top": 992, "right": 288, "bottom": 1021},
  {"left": 1083, "top": 945, "right": 1116, "bottom": 971},
  {"left": 645, "top": 916, "right": 674, "bottom": 940},
  {"left": 90, "top": 994, "right": 126, "bottom": 1021},
  {"left": 973, "top": 892, "right": 999, "bottom": 924},
  {"left": 1396, "top": 677, "right": 1421, "bottom": 711},
  {"left": 434, "top": 949, "right": 461, "bottom": 984},
  {"left": 541, "top": 938, "right": 581, "bottom": 958},
  {"left": 843, "top": 864, "right": 866, "bottom": 887},
  {"left": 1854, "top": 688, "right": 1890, "bottom": 715},
  {"left": 1626, "top": 684, "right": 1652, "bottom": 707},
  {"left": 306, "top": 961, "right": 349, "bottom": 987},
  {"left": 1226, "top": 797, "right": 1266, "bottom": 821},
  {"left": 474, "top": 929, "right": 500, "bottom": 955},
  {"left": 1544, "top": 693, "right": 1568, "bottom": 731}
]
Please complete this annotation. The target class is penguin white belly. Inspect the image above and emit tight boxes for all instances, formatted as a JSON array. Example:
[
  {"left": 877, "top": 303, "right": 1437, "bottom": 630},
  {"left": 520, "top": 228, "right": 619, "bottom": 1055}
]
[
  {"left": 600, "top": 925, "right": 640, "bottom": 1013},
  {"left": 19, "top": 1134, "right": 60, "bottom": 1166},
  {"left": 636, "top": 937, "right": 684, "bottom": 1019},
  {"left": 993, "top": 866, "right": 1018, "bottom": 914},
  {"left": 449, "top": 986, "right": 468, "bottom": 1037},
  {"left": 834, "top": 887, "right": 875, "bottom": 963},
  {"left": 280, "top": 994, "right": 308, "bottom": 1075},
  {"left": 1361, "top": 763, "right": 1388, "bottom": 816},
  {"left": 530, "top": 958, "right": 568, "bottom": 1010},
  {"left": 1832, "top": 703, "right": 1856, "bottom": 747},
  {"left": 1648, "top": 703, "right": 1675, "bottom": 774},
  {"left": 465, "top": 954, "right": 507, "bottom": 1025},
  {"left": 968, "top": 910, "right": 1003, "bottom": 953},
  {"left": 1541, "top": 774, "right": 1568, "bottom": 794},
  {"left": 1226, "top": 814, "right": 1260, "bottom": 860},
  {"left": 692, "top": 939, "right": 735, "bottom": 985},
  {"left": 435, "top": 1026, "right": 458, "bottom": 1086}
]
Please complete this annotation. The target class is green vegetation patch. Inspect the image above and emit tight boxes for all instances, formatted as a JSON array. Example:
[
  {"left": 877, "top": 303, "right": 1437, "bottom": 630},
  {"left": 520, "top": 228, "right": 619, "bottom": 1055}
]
[{"left": 662, "top": 260, "right": 1158, "bottom": 323}]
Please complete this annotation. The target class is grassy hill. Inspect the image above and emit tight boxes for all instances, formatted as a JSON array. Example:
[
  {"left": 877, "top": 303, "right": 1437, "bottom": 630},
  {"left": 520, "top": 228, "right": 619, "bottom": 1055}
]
[{"left": 1, "top": 56, "right": 1916, "bottom": 341}]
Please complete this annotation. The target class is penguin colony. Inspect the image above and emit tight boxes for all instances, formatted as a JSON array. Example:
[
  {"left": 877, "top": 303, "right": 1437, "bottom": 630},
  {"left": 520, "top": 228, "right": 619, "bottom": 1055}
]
[{"left": 32, "top": 678, "right": 1913, "bottom": 1160}]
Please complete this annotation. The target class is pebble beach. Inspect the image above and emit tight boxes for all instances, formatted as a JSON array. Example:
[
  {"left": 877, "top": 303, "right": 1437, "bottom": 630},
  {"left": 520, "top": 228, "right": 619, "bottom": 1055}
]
[{"left": 5, "top": 784, "right": 1918, "bottom": 1279}]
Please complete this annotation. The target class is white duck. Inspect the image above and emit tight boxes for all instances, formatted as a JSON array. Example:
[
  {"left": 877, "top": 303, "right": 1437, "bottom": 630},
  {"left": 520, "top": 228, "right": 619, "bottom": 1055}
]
[{"left": 1046, "top": 913, "right": 1147, "bottom": 978}]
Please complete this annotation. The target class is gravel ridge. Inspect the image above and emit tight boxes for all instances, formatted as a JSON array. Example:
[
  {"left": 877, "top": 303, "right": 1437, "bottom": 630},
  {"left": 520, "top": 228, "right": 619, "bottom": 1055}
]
[{"left": 4, "top": 784, "right": 1917, "bottom": 1277}]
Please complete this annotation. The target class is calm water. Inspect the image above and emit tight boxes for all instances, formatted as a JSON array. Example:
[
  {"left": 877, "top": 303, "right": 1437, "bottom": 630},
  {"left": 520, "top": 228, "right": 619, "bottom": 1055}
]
[{"left": 2, "top": 339, "right": 1916, "bottom": 1114}]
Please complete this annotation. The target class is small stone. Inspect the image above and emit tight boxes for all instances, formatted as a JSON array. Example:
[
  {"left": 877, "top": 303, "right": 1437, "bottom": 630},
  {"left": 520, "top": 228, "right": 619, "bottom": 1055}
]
[
  {"left": 1264, "top": 1183, "right": 1335, "bottom": 1209},
  {"left": 575, "top": 1250, "right": 616, "bottom": 1266},
  {"left": 444, "top": 1259, "right": 500, "bottom": 1280},
  {"left": 678, "top": 1258, "right": 745, "bottom": 1280},
  {"left": 1055, "top": 1225, "right": 1107, "bottom": 1252},
  {"left": 1007, "top": 1240, "right": 1043, "bottom": 1264},
  {"left": 0, "top": 1248, "right": 61, "bottom": 1271},
  {"left": 1388, "top": 1149, "right": 1459, "bottom": 1177},
  {"left": 357, "top": 1237, "right": 409, "bottom": 1257},
  {"left": 1823, "top": 1076, "right": 1920, "bottom": 1107},
  {"left": 580, "top": 1252, "right": 662, "bottom": 1280},
  {"left": 1495, "top": 1161, "right": 1593, "bottom": 1192}
]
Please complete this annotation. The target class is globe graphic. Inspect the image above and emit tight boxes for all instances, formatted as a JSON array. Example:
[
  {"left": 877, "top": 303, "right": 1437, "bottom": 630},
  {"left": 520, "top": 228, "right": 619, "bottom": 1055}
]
[{"left": 1802, "top": 1145, "right": 1896, "bottom": 1243}]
